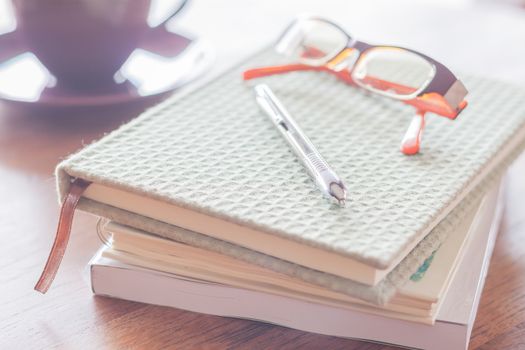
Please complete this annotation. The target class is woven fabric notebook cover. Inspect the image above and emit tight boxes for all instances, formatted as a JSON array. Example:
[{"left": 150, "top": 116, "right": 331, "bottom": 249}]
[{"left": 56, "top": 49, "right": 525, "bottom": 304}]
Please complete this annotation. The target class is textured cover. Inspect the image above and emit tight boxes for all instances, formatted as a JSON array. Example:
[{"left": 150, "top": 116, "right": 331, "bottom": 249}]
[{"left": 57, "top": 48, "right": 525, "bottom": 267}]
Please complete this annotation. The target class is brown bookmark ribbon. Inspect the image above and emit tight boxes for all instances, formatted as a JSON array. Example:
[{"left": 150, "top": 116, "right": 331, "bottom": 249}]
[{"left": 34, "top": 178, "right": 91, "bottom": 294}]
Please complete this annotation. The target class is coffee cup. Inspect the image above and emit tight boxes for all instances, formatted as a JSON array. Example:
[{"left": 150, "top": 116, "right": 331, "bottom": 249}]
[{"left": 0, "top": 0, "right": 187, "bottom": 91}]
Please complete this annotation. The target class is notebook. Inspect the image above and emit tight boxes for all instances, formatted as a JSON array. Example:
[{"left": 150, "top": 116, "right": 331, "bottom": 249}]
[{"left": 54, "top": 48, "right": 525, "bottom": 301}]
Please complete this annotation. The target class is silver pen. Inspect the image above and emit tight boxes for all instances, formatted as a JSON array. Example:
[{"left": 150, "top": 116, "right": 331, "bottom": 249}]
[{"left": 254, "top": 84, "right": 348, "bottom": 207}]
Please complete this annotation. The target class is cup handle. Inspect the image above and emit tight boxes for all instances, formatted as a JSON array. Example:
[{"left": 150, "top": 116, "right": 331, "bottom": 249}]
[{"left": 0, "top": 30, "right": 25, "bottom": 63}]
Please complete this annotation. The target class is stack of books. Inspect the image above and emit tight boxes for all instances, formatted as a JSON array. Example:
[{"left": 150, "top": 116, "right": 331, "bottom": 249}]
[{"left": 48, "top": 49, "right": 525, "bottom": 349}]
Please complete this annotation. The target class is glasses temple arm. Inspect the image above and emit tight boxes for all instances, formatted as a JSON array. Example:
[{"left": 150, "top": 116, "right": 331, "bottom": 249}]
[
  {"left": 243, "top": 64, "right": 325, "bottom": 80},
  {"left": 401, "top": 111, "right": 426, "bottom": 155},
  {"left": 243, "top": 64, "right": 465, "bottom": 118}
]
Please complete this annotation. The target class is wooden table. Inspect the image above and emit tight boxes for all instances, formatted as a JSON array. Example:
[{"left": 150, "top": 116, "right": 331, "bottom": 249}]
[{"left": 1, "top": 1, "right": 525, "bottom": 348}]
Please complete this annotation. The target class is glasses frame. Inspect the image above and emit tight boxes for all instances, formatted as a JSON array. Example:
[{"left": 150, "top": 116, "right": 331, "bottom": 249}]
[{"left": 243, "top": 16, "right": 468, "bottom": 155}]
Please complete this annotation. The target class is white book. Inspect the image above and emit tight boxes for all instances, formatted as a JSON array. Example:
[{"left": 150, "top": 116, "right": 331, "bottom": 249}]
[{"left": 90, "top": 181, "right": 503, "bottom": 350}]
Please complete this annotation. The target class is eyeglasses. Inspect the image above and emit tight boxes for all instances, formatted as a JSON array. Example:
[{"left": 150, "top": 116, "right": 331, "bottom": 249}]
[{"left": 243, "top": 16, "right": 468, "bottom": 155}]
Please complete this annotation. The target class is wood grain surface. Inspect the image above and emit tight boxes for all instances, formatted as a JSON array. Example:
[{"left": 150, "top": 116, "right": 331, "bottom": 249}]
[{"left": 1, "top": 1, "right": 525, "bottom": 349}]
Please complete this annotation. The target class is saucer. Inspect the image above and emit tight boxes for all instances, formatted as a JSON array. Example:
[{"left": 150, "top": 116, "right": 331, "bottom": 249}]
[{"left": 0, "top": 28, "right": 214, "bottom": 107}]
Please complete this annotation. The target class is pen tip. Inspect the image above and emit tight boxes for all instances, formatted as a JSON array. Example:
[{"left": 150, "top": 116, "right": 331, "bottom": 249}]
[{"left": 329, "top": 182, "right": 347, "bottom": 208}]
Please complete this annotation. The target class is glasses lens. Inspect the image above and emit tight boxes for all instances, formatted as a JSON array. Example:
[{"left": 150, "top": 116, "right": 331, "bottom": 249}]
[
  {"left": 276, "top": 19, "right": 349, "bottom": 66},
  {"left": 352, "top": 47, "right": 435, "bottom": 99}
]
